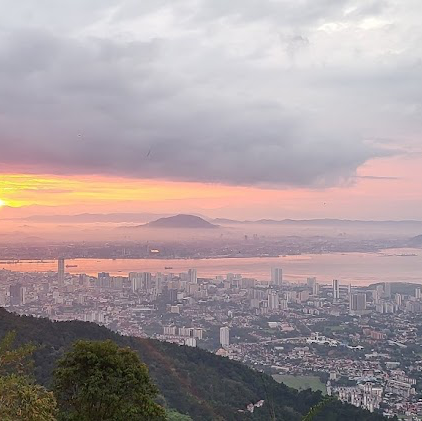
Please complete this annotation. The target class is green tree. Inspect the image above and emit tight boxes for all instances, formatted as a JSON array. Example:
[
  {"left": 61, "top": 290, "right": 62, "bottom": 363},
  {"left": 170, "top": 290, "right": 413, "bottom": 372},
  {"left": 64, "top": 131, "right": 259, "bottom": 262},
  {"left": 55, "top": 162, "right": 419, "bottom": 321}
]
[
  {"left": 166, "top": 410, "right": 192, "bottom": 420},
  {"left": 302, "top": 397, "right": 334, "bottom": 421},
  {"left": 0, "top": 332, "right": 57, "bottom": 421},
  {"left": 0, "top": 375, "right": 57, "bottom": 421},
  {"left": 0, "top": 331, "right": 36, "bottom": 376},
  {"left": 53, "top": 340, "right": 166, "bottom": 421}
]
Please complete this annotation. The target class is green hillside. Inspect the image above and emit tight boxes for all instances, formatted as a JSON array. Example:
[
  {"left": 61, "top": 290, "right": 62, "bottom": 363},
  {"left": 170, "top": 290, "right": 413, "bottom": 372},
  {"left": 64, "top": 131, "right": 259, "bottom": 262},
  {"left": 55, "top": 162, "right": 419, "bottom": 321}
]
[{"left": 0, "top": 308, "right": 389, "bottom": 421}]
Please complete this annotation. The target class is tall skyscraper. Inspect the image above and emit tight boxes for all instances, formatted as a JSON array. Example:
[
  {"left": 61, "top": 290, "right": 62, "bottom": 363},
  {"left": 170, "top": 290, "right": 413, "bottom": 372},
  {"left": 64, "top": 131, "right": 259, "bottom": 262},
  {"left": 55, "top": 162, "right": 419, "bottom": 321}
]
[
  {"left": 349, "top": 293, "right": 366, "bottom": 315},
  {"left": 142, "top": 272, "right": 152, "bottom": 289},
  {"left": 10, "top": 284, "right": 25, "bottom": 306},
  {"left": 58, "top": 258, "right": 65, "bottom": 288},
  {"left": 332, "top": 279, "right": 340, "bottom": 302},
  {"left": 271, "top": 268, "right": 282, "bottom": 286},
  {"left": 416, "top": 288, "right": 421, "bottom": 300},
  {"left": 384, "top": 282, "right": 391, "bottom": 298},
  {"left": 220, "top": 326, "right": 230, "bottom": 348},
  {"left": 188, "top": 268, "right": 197, "bottom": 284}
]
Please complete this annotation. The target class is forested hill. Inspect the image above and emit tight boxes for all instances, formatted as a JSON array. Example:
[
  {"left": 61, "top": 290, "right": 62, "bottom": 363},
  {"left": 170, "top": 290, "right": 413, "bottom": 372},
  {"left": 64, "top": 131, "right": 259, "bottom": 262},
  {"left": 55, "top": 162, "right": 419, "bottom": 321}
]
[{"left": 0, "top": 308, "right": 389, "bottom": 421}]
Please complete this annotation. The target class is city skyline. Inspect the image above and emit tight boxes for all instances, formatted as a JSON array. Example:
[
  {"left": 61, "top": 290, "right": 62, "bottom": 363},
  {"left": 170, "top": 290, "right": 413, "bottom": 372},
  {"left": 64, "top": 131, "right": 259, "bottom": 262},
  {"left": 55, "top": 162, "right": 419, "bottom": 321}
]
[{"left": 1, "top": 1, "right": 422, "bottom": 419}]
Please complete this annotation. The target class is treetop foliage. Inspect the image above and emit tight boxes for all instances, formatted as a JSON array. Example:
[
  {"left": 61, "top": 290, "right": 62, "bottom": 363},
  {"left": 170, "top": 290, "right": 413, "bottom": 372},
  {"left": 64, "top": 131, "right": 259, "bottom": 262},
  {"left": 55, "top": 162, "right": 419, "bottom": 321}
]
[{"left": 53, "top": 340, "right": 166, "bottom": 421}]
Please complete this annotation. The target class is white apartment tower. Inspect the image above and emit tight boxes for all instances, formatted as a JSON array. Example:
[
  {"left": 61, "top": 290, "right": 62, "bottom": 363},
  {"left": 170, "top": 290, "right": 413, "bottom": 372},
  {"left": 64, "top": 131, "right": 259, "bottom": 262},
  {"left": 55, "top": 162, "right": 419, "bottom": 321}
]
[
  {"left": 332, "top": 279, "right": 340, "bottom": 302},
  {"left": 220, "top": 326, "right": 230, "bottom": 348},
  {"left": 268, "top": 290, "right": 279, "bottom": 310}
]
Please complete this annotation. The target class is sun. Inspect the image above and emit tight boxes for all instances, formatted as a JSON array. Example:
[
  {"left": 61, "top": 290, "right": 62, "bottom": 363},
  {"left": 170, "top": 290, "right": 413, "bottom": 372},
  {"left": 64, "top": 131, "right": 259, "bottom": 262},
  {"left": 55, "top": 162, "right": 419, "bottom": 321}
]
[{"left": 0, "top": 199, "right": 6, "bottom": 207}]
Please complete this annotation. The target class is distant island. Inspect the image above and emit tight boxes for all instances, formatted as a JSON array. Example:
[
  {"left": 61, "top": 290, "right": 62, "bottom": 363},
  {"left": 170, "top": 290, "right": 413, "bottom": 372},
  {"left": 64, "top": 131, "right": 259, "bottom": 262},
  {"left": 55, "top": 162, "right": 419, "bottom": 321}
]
[
  {"left": 409, "top": 234, "right": 422, "bottom": 247},
  {"left": 141, "top": 214, "right": 219, "bottom": 229}
]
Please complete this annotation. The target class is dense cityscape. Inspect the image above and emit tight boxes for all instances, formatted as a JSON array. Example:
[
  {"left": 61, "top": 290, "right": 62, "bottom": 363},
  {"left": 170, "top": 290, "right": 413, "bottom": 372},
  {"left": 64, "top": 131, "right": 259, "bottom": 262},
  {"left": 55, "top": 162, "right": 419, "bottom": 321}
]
[
  {"left": 2, "top": 257, "right": 422, "bottom": 420},
  {"left": 1, "top": 0, "right": 421, "bottom": 419}
]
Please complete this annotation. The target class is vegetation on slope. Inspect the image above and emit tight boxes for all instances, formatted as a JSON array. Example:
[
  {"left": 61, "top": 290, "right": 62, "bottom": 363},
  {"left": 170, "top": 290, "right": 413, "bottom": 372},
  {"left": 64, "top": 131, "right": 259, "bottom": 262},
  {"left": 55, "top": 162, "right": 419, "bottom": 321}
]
[
  {"left": 53, "top": 340, "right": 166, "bottom": 420},
  {"left": 0, "top": 331, "right": 57, "bottom": 420},
  {"left": 0, "top": 308, "right": 389, "bottom": 420}
]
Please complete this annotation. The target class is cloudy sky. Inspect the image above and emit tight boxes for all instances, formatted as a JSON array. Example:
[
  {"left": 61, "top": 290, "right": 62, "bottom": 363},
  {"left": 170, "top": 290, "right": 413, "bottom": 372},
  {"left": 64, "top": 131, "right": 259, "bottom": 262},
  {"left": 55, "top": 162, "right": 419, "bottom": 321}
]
[{"left": 0, "top": 0, "right": 421, "bottom": 219}]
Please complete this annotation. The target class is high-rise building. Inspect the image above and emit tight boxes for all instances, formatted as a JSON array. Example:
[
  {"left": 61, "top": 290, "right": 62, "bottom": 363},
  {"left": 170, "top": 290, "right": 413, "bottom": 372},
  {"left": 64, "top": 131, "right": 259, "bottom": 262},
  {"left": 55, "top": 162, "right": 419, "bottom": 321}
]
[
  {"left": 307, "top": 277, "right": 319, "bottom": 296},
  {"left": 58, "top": 258, "right": 65, "bottom": 287},
  {"left": 268, "top": 290, "right": 279, "bottom": 310},
  {"left": 188, "top": 268, "right": 197, "bottom": 284},
  {"left": 298, "top": 290, "right": 309, "bottom": 303},
  {"left": 98, "top": 272, "right": 111, "bottom": 288},
  {"left": 110, "top": 277, "right": 124, "bottom": 290},
  {"left": 220, "top": 326, "right": 230, "bottom": 348},
  {"left": 395, "top": 293, "right": 403, "bottom": 306},
  {"left": 129, "top": 272, "right": 140, "bottom": 292},
  {"left": 168, "top": 289, "right": 178, "bottom": 303},
  {"left": 241, "top": 278, "right": 256, "bottom": 289},
  {"left": 415, "top": 288, "right": 421, "bottom": 300},
  {"left": 280, "top": 299, "right": 288, "bottom": 310},
  {"left": 130, "top": 272, "right": 152, "bottom": 292},
  {"left": 384, "top": 282, "right": 391, "bottom": 298},
  {"left": 185, "top": 338, "right": 197, "bottom": 347},
  {"left": 307, "top": 276, "right": 315, "bottom": 288},
  {"left": 372, "top": 289, "right": 379, "bottom": 303},
  {"left": 349, "top": 293, "right": 367, "bottom": 314},
  {"left": 332, "top": 279, "right": 340, "bottom": 302},
  {"left": 142, "top": 272, "right": 152, "bottom": 289},
  {"left": 10, "top": 284, "right": 25, "bottom": 306},
  {"left": 271, "top": 268, "right": 282, "bottom": 286}
]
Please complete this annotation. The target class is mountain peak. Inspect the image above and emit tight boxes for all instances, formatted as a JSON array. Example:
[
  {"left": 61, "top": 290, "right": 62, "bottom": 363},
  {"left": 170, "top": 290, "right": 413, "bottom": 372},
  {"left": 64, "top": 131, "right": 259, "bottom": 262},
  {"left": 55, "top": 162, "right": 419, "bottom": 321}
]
[{"left": 144, "top": 214, "right": 218, "bottom": 229}]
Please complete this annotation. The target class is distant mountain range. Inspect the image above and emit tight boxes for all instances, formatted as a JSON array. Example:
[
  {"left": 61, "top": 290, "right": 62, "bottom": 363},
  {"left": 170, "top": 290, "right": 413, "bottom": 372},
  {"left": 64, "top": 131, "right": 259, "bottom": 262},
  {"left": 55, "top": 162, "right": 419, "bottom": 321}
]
[
  {"left": 213, "top": 218, "right": 422, "bottom": 226},
  {"left": 142, "top": 214, "right": 219, "bottom": 229},
  {"left": 4, "top": 209, "right": 422, "bottom": 228}
]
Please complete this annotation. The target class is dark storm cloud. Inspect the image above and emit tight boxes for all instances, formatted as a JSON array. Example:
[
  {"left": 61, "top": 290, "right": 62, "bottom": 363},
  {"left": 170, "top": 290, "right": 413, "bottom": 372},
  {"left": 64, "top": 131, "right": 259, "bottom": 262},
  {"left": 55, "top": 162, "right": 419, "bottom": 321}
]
[{"left": 0, "top": 0, "right": 420, "bottom": 186}]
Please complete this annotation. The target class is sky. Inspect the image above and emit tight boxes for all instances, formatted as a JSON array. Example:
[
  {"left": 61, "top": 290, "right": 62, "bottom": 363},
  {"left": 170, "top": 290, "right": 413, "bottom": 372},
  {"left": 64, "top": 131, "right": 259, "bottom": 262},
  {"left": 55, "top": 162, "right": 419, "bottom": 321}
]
[{"left": 0, "top": 0, "right": 421, "bottom": 220}]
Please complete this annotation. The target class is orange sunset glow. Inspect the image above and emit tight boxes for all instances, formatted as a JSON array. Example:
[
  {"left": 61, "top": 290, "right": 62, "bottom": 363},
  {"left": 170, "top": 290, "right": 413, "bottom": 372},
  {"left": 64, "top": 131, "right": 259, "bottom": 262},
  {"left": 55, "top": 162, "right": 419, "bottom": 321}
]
[
  {"left": 0, "top": 0, "right": 421, "bottom": 223},
  {"left": 1, "top": 153, "right": 421, "bottom": 220},
  {"left": 2, "top": 2, "right": 422, "bottom": 419}
]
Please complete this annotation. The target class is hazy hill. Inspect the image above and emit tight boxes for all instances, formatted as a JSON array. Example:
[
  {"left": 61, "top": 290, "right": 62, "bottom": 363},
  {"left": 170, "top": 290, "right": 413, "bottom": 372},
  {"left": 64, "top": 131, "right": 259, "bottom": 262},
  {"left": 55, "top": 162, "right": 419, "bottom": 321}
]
[
  {"left": 368, "top": 282, "right": 420, "bottom": 296},
  {"left": 214, "top": 218, "right": 422, "bottom": 227},
  {"left": 409, "top": 234, "right": 422, "bottom": 246},
  {"left": 0, "top": 309, "right": 389, "bottom": 421},
  {"left": 143, "top": 214, "right": 219, "bottom": 229}
]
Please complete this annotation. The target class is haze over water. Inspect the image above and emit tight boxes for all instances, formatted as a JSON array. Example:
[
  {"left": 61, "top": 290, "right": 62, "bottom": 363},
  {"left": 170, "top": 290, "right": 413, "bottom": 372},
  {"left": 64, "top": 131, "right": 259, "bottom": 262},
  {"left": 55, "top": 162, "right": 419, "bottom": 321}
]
[{"left": 2, "top": 248, "right": 421, "bottom": 286}]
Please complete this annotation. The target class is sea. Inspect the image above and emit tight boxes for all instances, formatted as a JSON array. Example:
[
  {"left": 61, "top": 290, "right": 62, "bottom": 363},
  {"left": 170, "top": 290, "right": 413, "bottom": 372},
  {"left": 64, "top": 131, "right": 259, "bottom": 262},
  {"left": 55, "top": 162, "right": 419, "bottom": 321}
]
[{"left": 1, "top": 248, "right": 422, "bottom": 286}]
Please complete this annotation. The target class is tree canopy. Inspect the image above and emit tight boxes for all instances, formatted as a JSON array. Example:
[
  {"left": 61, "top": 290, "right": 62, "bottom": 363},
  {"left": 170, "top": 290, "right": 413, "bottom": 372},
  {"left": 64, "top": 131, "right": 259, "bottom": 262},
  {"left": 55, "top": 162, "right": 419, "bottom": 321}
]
[
  {"left": 0, "top": 332, "right": 57, "bottom": 421},
  {"left": 53, "top": 340, "right": 166, "bottom": 421}
]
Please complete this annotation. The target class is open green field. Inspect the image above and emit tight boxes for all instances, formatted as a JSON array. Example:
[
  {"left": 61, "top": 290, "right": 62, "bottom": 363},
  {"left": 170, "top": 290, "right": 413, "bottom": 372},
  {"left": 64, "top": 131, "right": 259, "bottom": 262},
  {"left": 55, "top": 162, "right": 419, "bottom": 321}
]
[{"left": 273, "top": 374, "right": 326, "bottom": 394}]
